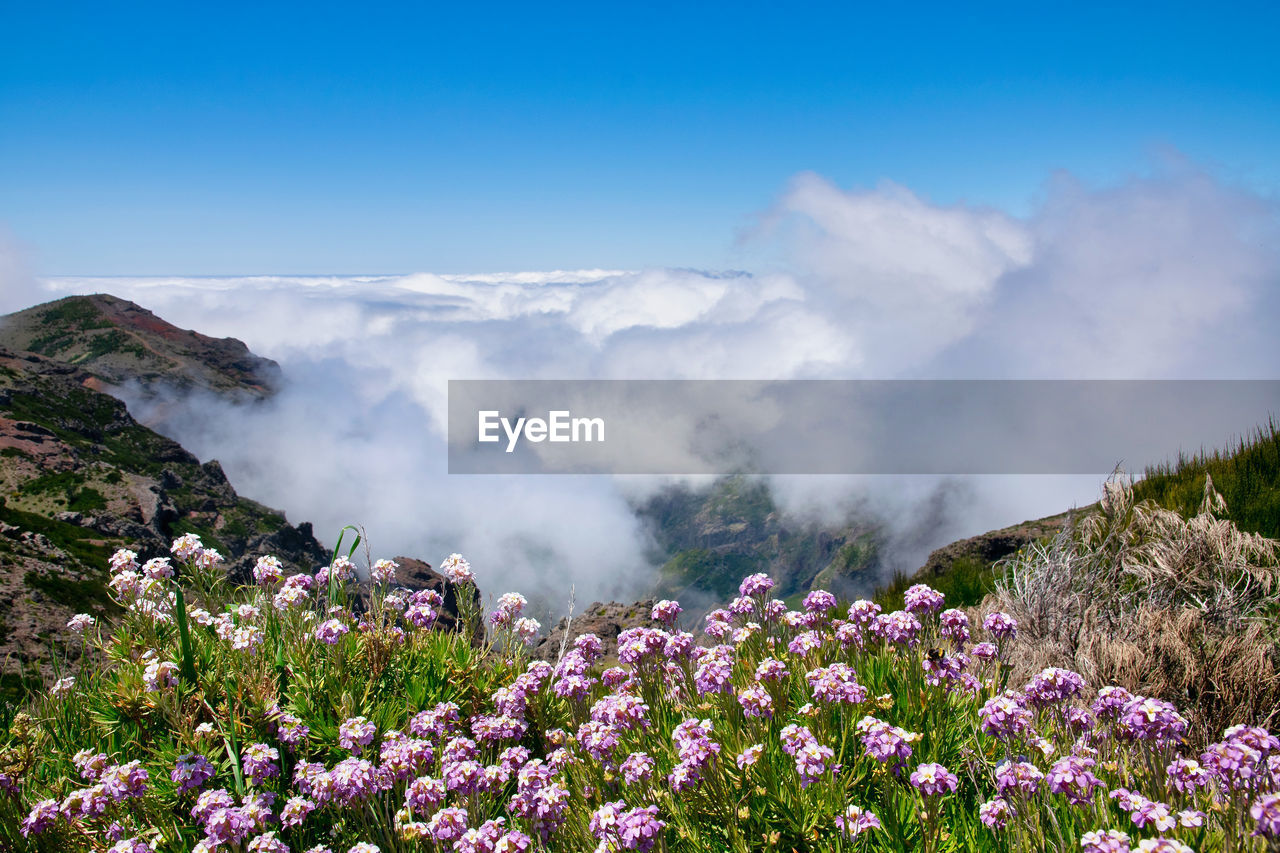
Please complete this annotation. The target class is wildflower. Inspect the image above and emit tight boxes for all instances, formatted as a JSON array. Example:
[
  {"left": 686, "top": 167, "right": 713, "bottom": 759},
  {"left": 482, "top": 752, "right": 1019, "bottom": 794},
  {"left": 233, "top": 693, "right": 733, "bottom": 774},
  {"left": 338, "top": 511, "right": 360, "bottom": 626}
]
[
  {"left": 315, "top": 618, "right": 349, "bottom": 644},
  {"left": 67, "top": 613, "right": 96, "bottom": 632},
  {"left": 739, "top": 573, "right": 774, "bottom": 597},
  {"left": 737, "top": 684, "right": 774, "bottom": 719},
  {"left": 281, "top": 795, "right": 316, "bottom": 828},
  {"left": 807, "top": 662, "right": 867, "bottom": 705},
  {"left": 339, "top": 716, "right": 378, "bottom": 755},
  {"left": 440, "top": 553, "right": 474, "bottom": 585},
  {"left": 910, "top": 762, "right": 959, "bottom": 797},
  {"left": 348, "top": 845, "right": 380, "bottom": 853},
  {"left": 870, "top": 610, "right": 922, "bottom": 646},
  {"left": 74, "top": 749, "right": 109, "bottom": 780},
  {"left": 253, "top": 555, "right": 284, "bottom": 585},
  {"left": 242, "top": 743, "right": 280, "bottom": 785},
  {"left": 1079, "top": 829, "right": 1130, "bottom": 853},
  {"left": 858, "top": 716, "right": 915, "bottom": 767},
  {"left": 903, "top": 584, "right": 944, "bottom": 615},
  {"left": 802, "top": 589, "right": 837, "bottom": 615},
  {"left": 171, "top": 533, "right": 204, "bottom": 561},
  {"left": 1091, "top": 685, "right": 1135, "bottom": 720},
  {"left": 1132, "top": 841, "right": 1193, "bottom": 853},
  {"left": 940, "top": 608, "right": 971, "bottom": 643},
  {"left": 736, "top": 744, "right": 764, "bottom": 770},
  {"left": 371, "top": 558, "right": 398, "bottom": 585},
  {"left": 649, "top": 599, "right": 683, "bottom": 626},
  {"left": 621, "top": 752, "right": 655, "bottom": 784},
  {"left": 1252, "top": 793, "right": 1280, "bottom": 837},
  {"left": 248, "top": 833, "right": 290, "bottom": 853},
  {"left": 20, "top": 798, "right": 60, "bottom": 836},
  {"left": 1119, "top": 697, "right": 1188, "bottom": 746},
  {"left": 787, "top": 630, "right": 823, "bottom": 656},
  {"left": 978, "top": 797, "right": 1011, "bottom": 829},
  {"left": 172, "top": 753, "right": 216, "bottom": 794},
  {"left": 194, "top": 548, "right": 224, "bottom": 570},
  {"left": 979, "top": 692, "right": 1033, "bottom": 739},
  {"left": 982, "top": 611, "right": 1018, "bottom": 640},
  {"left": 1024, "top": 667, "right": 1086, "bottom": 708},
  {"left": 101, "top": 760, "right": 149, "bottom": 800},
  {"left": 1129, "top": 798, "right": 1176, "bottom": 831},
  {"left": 995, "top": 760, "right": 1044, "bottom": 797},
  {"left": 1047, "top": 754, "right": 1103, "bottom": 806},
  {"left": 1165, "top": 757, "right": 1210, "bottom": 793},
  {"left": 50, "top": 675, "right": 75, "bottom": 697},
  {"left": 513, "top": 617, "right": 541, "bottom": 645},
  {"left": 144, "top": 658, "right": 179, "bottom": 691}
]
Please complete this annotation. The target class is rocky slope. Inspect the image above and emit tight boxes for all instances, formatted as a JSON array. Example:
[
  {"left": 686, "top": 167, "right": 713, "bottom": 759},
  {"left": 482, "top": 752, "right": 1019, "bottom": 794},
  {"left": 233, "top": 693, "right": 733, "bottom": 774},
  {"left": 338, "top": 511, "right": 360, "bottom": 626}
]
[
  {"left": 0, "top": 293, "right": 281, "bottom": 400},
  {"left": 0, "top": 342, "right": 324, "bottom": 697},
  {"left": 635, "top": 476, "right": 883, "bottom": 616}
]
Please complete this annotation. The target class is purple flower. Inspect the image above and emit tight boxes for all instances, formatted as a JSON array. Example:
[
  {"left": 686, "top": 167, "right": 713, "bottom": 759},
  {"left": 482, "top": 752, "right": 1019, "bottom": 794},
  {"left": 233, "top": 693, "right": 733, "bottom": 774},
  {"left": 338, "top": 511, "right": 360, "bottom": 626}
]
[
  {"left": 315, "top": 618, "right": 349, "bottom": 644},
  {"left": 979, "top": 692, "right": 1033, "bottom": 739},
  {"left": 20, "top": 798, "right": 60, "bottom": 837},
  {"left": 910, "top": 762, "right": 959, "bottom": 797},
  {"left": 1119, "top": 697, "right": 1188, "bottom": 746},
  {"left": 101, "top": 760, "right": 149, "bottom": 800},
  {"left": 939, "top": 608, "right": 971, "bottom": 644},
  {"left": 241, "top": 744, "right": 280, "bottom": 785},
  {"left": 870, "top": 610, "right": 921, "bottom": 646},
  {"left": 591, "top": 693, "right": 650, "bottom": 731},
  {"left": 172, "top": 753, "right": 216, "bottom": 794},
  {"left": 995, "top": 760, "right": 1044, "bottom": 797},
  {"left": 978, "top": 797, "right": 1011, "bottom": 829},
  {"left": 981, "top": 611, "right": 1017, "bottom": 640},
  {"left": 903, "top": 584, "right": 945, "bottom": 615},
  {"left": 621, "top": 752, "right": 655, "bottom": 785},
  {"left": 858, "top": 716, "right": 914, "bottom": 767},
  {"left": 806, "top": 662, "right": 867, "bottom": 705},
  {"left": 1046, "top": 754, "right": 1103, "bottom": 806},
  {"left": 339, "top": 716, "right": 377, "bottom": 755},
  {"left": 1024, "top": 667, "right": 1085, "bottom": 708},
  {"left": 427, "top": 806, "right": 469, "bottom": 843},
  {"left": 651, "top": 599, "right": 682, "bottom": 626},
  {"left": 1165, "top": 757, "right": 1210, "bottom": 794},
  {"left": 802, "top": 589, "right": 837, "bottom": 615},
  {"left": 1252, "top": 793, "right": 1280, "bottom": 837},
  {"left": 739, "top": 573, "right": 774, "bottom": 597},
  {"left": 281, "top": 795, "right": 316, "bottom": 828},
  {"left": 737, "top": 684, "right": 774, "bottom": 719},
  {"left": 1079, "top": 829, "right": 1131, "bottom": 853},
  {"left": 617, "top": 804, "right": 666, "bottom": 852},
  {"left": 835, "top": 805, "right": 882, "bottom": 838},
  {"left": 1091, "top": 685, "right": 1134, "bottom": 720}
]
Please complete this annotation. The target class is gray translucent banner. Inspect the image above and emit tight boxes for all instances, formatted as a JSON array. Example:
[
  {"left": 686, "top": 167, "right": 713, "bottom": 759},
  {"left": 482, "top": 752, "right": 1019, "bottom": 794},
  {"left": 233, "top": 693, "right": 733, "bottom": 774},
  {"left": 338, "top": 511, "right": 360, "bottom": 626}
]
[{"left": 447, "top": 380, "right": 1280, "bottom": 475}]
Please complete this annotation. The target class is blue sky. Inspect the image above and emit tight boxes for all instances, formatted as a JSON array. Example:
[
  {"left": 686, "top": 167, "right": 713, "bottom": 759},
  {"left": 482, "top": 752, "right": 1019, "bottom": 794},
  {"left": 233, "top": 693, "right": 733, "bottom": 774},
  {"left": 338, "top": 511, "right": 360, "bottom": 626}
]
[{"left": 2, "top": 1, "right": 1277, "bottom": 275}]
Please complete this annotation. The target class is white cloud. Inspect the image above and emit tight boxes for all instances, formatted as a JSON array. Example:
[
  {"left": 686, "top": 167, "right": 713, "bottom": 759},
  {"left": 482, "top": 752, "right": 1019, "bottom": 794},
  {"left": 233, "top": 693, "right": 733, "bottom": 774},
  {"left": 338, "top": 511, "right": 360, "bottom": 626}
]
[{"left": 28, "top": 157, "right": 1280, "bottom": 602}]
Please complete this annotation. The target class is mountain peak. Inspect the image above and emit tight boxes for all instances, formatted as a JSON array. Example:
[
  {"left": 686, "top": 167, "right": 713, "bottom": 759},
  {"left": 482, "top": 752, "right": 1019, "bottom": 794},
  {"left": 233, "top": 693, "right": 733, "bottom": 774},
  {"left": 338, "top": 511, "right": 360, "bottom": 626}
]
[{"left": 0, "top": 293, "right": 281, "bottom": 400}]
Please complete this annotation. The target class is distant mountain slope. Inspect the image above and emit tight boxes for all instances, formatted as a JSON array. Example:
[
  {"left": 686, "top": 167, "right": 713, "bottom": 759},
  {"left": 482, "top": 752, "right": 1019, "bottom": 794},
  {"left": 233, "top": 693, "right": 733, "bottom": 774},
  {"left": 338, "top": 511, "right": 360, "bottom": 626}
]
[
  {"left": 635, "top": 476, "right": 884, "bottom": 616},
  {"left": 0, "top": 293, "right": 281, "bottom": 399},
  {"left": 0, "top": 344, "right": 325, "bottom": 698}
]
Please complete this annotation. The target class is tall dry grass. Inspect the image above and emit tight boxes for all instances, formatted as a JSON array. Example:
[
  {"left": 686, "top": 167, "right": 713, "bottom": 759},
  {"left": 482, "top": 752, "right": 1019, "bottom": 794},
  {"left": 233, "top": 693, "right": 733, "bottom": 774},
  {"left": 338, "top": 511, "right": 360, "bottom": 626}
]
[{"left": 987, "top": 472, "right": 1280, "bottom": 745}]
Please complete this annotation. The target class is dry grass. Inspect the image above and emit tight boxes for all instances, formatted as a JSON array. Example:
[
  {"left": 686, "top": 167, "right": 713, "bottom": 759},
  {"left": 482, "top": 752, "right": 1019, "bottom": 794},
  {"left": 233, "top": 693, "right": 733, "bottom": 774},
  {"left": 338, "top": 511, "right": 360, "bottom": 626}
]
[{"left": 986, "top": 473, "right": 1280, "bottom": 746}]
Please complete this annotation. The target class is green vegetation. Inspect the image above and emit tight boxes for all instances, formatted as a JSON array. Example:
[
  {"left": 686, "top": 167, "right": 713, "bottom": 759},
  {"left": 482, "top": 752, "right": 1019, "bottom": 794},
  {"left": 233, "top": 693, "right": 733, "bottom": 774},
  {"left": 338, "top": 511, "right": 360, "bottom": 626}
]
[
  {"left": 875, "top": 556, "right": 999, "bottom": 613},
  {"left": 1135, "top": 419, "right": 1280, "bottom": 539}
]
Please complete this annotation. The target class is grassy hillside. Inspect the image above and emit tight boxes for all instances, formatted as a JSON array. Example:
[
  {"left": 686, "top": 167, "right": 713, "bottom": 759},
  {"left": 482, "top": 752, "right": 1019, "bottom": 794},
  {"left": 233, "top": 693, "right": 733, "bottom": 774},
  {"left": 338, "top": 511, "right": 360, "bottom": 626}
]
[{"left": 1134, "top": 419, "right": 1280, "bottom": 539}]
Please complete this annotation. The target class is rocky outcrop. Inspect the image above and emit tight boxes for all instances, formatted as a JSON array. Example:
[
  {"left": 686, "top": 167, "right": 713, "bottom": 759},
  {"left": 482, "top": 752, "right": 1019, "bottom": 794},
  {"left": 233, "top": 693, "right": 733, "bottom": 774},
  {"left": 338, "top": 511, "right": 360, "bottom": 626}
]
[
  {"left": 911, "top": 511, "right": 1075, "bottom": 583},
  {"left": 0, "top": 345, "right": 325, "bottom": 693},
  {"left": 531, "top": 599, "right": 656, "bottom": 662}
]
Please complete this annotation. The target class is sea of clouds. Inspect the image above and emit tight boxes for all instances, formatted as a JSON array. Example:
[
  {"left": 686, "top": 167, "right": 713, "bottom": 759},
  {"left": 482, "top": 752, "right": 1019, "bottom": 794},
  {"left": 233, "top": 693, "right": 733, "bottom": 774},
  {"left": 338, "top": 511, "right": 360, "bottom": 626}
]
[{"left": 4, "top": 157, "right": 1277, "bottom": 609}]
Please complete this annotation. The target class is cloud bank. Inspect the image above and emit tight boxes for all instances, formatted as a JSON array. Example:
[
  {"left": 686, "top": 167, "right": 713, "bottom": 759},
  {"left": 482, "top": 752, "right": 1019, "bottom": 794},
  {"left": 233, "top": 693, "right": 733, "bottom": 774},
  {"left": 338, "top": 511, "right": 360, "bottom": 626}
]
[{"left": 28, "top": 159, "right": 1280, "bottom": 605}]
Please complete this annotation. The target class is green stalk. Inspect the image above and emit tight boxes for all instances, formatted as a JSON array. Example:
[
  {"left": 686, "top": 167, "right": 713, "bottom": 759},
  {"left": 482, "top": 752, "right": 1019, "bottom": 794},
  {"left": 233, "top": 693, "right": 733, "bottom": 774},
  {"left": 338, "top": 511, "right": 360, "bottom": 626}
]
[{"left": 174, "top": 586, "right": 199, "bottom": 688}]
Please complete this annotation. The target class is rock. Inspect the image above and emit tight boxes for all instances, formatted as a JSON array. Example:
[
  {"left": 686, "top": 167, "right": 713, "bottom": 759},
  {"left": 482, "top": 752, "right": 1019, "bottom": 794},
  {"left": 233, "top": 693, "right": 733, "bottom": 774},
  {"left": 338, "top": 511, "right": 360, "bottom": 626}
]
[{"left": 531, "top": 599, "right": 656, "bottom": 662}]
